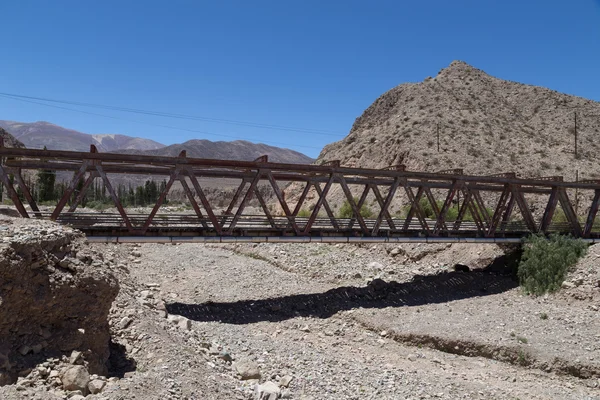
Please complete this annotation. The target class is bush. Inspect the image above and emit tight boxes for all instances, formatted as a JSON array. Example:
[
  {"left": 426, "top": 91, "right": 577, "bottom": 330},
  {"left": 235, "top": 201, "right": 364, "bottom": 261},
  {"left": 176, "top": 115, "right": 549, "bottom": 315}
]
[
  {"left": 399, "top": 198, "right": 483, "bottom": 222},
  {"left": 517, "top": 234, "right": 587, "bottom": 295},
  {"left": 338, "top": 198, "right": 373, "bottom": 219},
  {"left": 297, "top": 209, "right": 311, "bottom": 218}
]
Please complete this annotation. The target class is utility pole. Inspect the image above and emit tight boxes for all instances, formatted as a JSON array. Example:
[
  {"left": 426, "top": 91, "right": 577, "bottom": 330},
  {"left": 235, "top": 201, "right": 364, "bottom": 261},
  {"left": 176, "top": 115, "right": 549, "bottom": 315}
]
[
  {"left": 574, "top": 111, "right": 578, "bottom": 158},
  {"left": 575, "top": 169, "right": 579, "bottom": 216}
]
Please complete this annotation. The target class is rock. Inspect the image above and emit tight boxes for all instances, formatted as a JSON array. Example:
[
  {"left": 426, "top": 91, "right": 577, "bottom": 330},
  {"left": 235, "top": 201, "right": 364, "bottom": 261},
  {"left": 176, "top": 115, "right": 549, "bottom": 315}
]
[
  {"left": 390, "top": 248, "right": 402, "bottom": 257},
  {"left": 281, "top": 389, "right": 293, "bottom": 399},
  {"left": 139, "top": 290, "right": 153, "bottom": 299},
  {"left": 219, "top": 351, "right": 233, "bottom": 362},
  {"left": 70, "top": 350, "right": 83, "bottom": 365},
  {"left": 61, "top": 365, "right": 90, "bottom": 394},
  {"left": 255, "top": 381, "right": 281, "bottom": 400},
  {"left": 88, "top": 378, "right": 106, "bottom": 394},
  {"left": 407, "top": 354, "right": 417, "bottom": 362},
  {"left": 562, "top": 281, "right": 575, "bottom": 289},
  {"left": 234, "top": 358, "right": 261, "bottom": 380},
  {"left": 117, "top": 316, "right": 133, "bottom": 330},
  {"left": 279, "top": 375, "right": 293, "bottom": 388},
  {"left": 31, "top": 344, "right": 43, "bottom": 354},
  {"left": 69, "top": 395, "right": 85, "bottom": 400},
  {"left": 177, "top": 317, "right": 192, "bottom": 331},
  {"left": 131, "top": 250, "right": 142, "bottom": 257},
  {"left": 573, "top": 278, "right": 585, "bottom": 287},
  {"left": 18, "top": 345, "right": 31, "bottom": 355}
]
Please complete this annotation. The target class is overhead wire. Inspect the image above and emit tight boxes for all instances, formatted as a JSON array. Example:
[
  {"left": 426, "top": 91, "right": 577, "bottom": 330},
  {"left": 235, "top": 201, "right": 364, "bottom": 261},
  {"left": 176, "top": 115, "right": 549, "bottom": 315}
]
[
  {"left": 0, "top": 94, "right": 326, "bottom": 151},
  {"left": 0, "top": 91, "right": 344, "bottom": 137}
]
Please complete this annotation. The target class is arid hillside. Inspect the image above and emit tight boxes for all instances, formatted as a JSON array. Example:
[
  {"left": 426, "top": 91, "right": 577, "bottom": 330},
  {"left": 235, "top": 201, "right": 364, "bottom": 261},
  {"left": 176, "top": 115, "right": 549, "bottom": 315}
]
[{"left": 318, "top": 61, "right": 600, "bottom": 181}]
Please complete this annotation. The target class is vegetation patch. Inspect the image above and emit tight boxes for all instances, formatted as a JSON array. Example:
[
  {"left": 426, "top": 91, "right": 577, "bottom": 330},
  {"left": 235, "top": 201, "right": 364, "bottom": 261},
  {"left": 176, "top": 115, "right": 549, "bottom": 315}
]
[{"left": 517, "top": 234, "right": 587, "bottom": 295}]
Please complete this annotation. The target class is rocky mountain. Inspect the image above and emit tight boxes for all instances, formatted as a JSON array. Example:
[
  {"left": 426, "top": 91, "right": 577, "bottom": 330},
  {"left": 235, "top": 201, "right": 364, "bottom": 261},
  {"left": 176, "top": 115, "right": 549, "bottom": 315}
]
[
  {"left": 0, "top": 120, "right": 314, "bottom": 164},
  {"left": 0, "top": 120, "right": 165, "bottom": 152},
  {"left": 125, "top": 139, "right": 314, "bottom": 164},
  {"left": 0, "top": 127, "right": 25, "bottom": 148},
  {"left": 317, "top": 60, "right": 600, "bottom": 181}
]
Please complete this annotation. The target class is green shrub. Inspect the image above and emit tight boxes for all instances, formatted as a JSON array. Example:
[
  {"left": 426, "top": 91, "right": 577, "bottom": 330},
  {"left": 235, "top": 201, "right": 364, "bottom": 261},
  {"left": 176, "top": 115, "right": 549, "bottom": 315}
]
[
  {"left": 517, "top": 234, "right": 587, "bottom": 295},
  {"left": 399, "top": 198, "right": 484, "bottom": 222},
  {"left": 338, "top": 198, "right": 373, "bottom": 219},
  {"left": 297, "top": 209, "right": 311, "bottom": 218}
]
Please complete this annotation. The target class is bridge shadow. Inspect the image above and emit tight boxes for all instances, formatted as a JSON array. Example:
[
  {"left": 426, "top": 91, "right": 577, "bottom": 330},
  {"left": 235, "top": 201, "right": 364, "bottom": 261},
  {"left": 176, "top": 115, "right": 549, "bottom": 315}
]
[{"left": 166, "top": 254, "right": 520, "bottom": 325}]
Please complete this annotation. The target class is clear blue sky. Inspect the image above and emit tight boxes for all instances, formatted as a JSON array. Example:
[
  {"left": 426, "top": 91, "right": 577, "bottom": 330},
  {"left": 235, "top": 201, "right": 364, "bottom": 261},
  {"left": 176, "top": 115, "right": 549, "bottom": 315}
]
[{"left": 0, "top": 1, "right": 599, "bottom": 158}]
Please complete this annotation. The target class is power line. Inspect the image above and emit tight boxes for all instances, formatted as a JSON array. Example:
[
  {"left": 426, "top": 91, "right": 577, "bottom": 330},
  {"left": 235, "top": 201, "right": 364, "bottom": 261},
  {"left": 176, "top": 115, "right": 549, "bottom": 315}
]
[
  {"left": 0, "top": 94, "right": 324, "bottom": 151},
  {"left": 0, "top": 91, "right": 344, "bottom": 137}
]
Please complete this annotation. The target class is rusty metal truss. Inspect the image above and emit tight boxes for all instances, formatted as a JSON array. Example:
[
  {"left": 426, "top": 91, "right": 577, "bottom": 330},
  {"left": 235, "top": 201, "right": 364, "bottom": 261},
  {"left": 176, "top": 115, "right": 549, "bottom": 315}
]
[{"left": 1, "top": 143, "right": 600, "bottom": 243}]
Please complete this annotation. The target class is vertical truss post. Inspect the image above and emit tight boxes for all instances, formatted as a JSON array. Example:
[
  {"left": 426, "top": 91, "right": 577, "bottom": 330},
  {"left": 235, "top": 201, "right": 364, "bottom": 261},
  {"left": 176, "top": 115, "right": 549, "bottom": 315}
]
[
  {"left": 433, "top": 180, "right": 461, "bottom": 235},
  {"left": 487, "top": 184, "right": 511, "bottom": 237},
  {"left": 347, "top": 184, "right": 371, "bottom": 230},
  {"left": 583, "top": 189, "right": 600, "bottom": 237},
  {"left": 336, "top": 174, "right": 369, "bottom": 234},
  {"left": 452, "top": 189, "right": 472, "bottom": 233},
  {"left": 372, "top": 178, "right": 401, "bottom": 235},
  {"left": 424, "top": 187, "right": 442, "bottom": 220},
  {"left": 0, "top": 164, "right": 29, "bottom": 217},
  {"left": 464, "top": 189, "right": 487, "bottom": 235},
  {"left": 12, "top": 168, "right": 42, "bottom": 217},
  {"left": 370, "top": 183, "right": 397, "bottom": 231},
  {"left": 539, "top": 187, "right": 559, "bottom": 234},
  {"left": 472, "top": 190, "right": 491, "bottom": 224},
  {"left": 557, "top": 189, "right": 582, "bottom": 237},
  {"left": 499, "top": 194, "right": 516, "bottom": 233},
  {"left": 292, "top": 182, "right": 311, "bottom": 216},
  {"left": 253, "top": 186, "right": 277, "bottom": 228},
  {"left": 178, "top": 177, "right": 209, "bottom": 229},
  {"left": 265, "top": 170, "right": 300, "bottom": 234},
  {"left": 183, "top": 166, "right": 221, "bottom": 234},
  {"left": 51, "top": 161, "right": 90, "bottom": 221},
  {"left": 226, "top": 170, "right": 262, "bottom": 234},
  {"left": 68, "top": 172, "right": 98, "bottom": 213},
  {"left": 303, "top": 174, "right": 335, "bottom": 235},
  {"left": 141, "top": 166, "right": 181, "bottom": 233},
  {"left": 312, "top": 181, "right": 339, "bottom": 230},
  {"left": 95, "top": 163, "right": 133, "bottom": 232},
  {"left": 402, "top": 184, "right": 430, "bottom": 233},
  {"left": 512, "top": 186, "right": 537, "bottom": 233}
]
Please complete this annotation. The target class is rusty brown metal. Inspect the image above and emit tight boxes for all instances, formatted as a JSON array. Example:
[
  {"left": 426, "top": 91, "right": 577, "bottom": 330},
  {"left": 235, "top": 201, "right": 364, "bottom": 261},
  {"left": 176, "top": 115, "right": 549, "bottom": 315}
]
[
  {"left": 583, "top": 190, "right": 600, "bottom": 237},
  {"left": 12, "top": 169, "right": 42, "bottom": 218},
  {"left": 1, "top": 146, "right": 599, "bottom": 240}
]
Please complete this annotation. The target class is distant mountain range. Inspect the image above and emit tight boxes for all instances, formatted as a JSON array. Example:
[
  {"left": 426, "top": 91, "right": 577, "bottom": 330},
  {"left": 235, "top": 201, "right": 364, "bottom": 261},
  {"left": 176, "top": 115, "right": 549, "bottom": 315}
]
[
  {"left": 0, "top": 120, "right": 314, "bottom": 163},
  {"left": 0, "top": 120, "right": 165, "bottom": 152},
  {"left": 119, "top": 139, "right": 314, "bottom": 164}
]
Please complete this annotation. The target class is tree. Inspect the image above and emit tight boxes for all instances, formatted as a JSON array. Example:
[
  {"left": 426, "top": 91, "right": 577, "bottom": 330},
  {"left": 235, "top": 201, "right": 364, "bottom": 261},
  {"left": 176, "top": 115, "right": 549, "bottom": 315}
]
[
  {"left": 37, "top": 146, "right": 56, "bottom": 202},
  {"left": 37, "top": 169, "right": 56, "bottom": 202}
]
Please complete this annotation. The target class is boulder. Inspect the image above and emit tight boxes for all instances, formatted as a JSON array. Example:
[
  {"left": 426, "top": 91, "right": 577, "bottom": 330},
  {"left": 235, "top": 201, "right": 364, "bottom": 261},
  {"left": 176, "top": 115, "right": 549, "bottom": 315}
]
[
  {"left": 61, "top": 365, "right": 90, "bottom": 394},
  {"left": 234, "top": 358, "right": 261, "bottom": 380}
]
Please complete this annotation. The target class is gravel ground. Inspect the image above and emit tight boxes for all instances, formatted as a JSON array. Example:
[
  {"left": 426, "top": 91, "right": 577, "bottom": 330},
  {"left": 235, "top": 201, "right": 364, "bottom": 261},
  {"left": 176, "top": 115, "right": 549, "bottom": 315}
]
[{"left": 3, "top": 236, "right": 600, "bottom": 399}]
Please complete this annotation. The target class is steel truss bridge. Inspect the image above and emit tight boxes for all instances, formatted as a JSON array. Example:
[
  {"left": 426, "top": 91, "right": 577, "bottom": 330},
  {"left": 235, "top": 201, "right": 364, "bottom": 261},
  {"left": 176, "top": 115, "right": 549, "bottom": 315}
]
[{"left": 1, "top": 143, "right": 600, "bottom": 244}]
